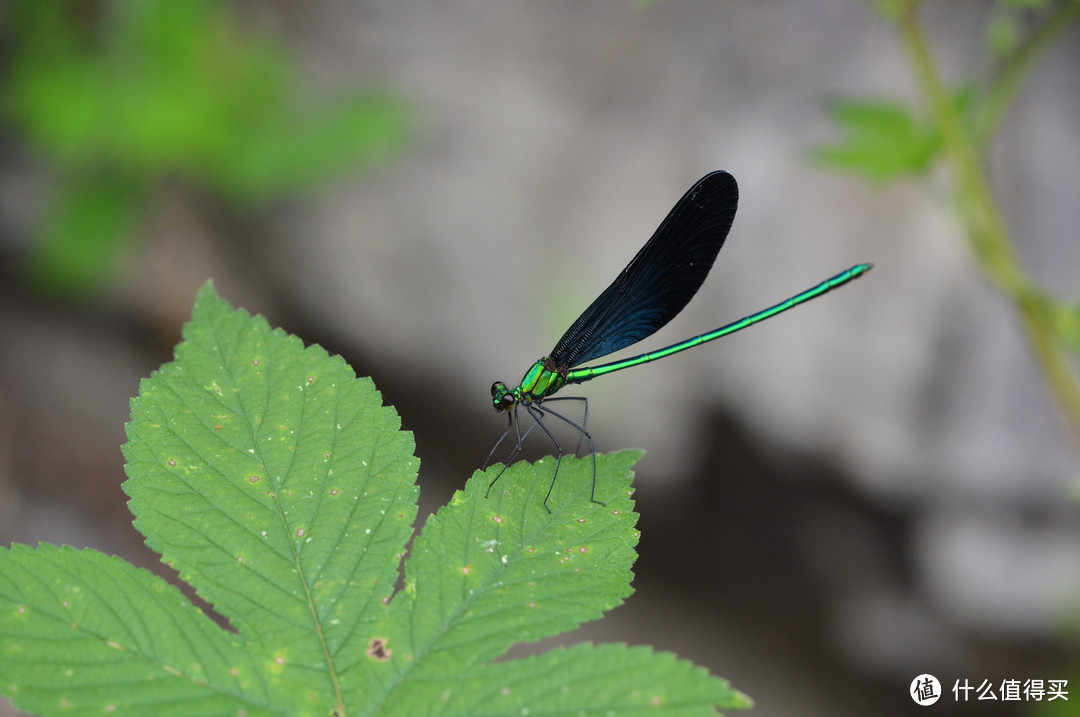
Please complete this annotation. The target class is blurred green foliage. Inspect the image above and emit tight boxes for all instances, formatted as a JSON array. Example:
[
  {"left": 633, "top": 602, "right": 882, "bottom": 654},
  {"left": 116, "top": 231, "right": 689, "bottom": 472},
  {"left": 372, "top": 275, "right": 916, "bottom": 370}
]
[
  {"left": 812, "top": 99, "right": 940, "bottom": 182},
  {"left": 989, "top": 0, "right": 1057, "bottom": 57},
  {"left": 811, "top": 90, "right": 973, "bottom": 183},
  {"left": 814, "top": 1, "right": 1080, "bottom": 461},
  {"left": 3, "top": 0, "right": 408, "bottom": 295},
  {"left": 816, "top": 0, "right": 1065, "bottom": 182}
]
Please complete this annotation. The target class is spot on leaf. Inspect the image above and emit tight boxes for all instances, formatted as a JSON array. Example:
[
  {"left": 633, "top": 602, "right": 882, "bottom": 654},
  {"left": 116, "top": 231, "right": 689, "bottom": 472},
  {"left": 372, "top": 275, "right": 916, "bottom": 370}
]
[{"left": 367, "top": 637, "right": 391, "bottom": 661}]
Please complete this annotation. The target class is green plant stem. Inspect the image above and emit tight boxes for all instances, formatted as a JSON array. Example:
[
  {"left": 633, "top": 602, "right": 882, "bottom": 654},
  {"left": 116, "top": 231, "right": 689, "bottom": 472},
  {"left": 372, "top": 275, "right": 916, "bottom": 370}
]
[
  {"left": 896, "top": 1, "right": 1080, "bottom": 451},
  {"left": 977, "top": 0, "right": 1080, "bottom": 146}
]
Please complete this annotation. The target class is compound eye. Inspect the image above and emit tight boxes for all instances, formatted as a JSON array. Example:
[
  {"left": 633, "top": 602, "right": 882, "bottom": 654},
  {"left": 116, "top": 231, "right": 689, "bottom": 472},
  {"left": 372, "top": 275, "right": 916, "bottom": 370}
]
[
  {"left": 499, "top": 393, "right": 516, "bottom": 410},
  {"left": 490, "top": 381, "right": 505, "bottom": 398}
]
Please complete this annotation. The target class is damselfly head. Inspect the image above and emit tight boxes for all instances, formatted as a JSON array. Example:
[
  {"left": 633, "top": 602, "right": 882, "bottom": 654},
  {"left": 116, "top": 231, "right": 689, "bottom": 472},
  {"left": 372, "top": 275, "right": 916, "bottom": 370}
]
[{"left": 490, "top": 381, "right": 516, "bottom": 412}]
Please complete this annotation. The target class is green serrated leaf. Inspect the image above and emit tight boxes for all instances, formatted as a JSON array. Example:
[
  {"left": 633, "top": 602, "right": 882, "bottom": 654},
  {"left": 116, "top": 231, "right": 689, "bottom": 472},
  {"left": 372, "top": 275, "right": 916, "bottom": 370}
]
[
  {"left": 0, "top": 544, "right": 287, "bottom": 716},
  {"left": 122, "top": 282, "right": 419, "bottom": 695},
  {"left": 350, "top": 452, "right": 746, "bottom": 716},
  {"left": 1, "top": 284, "right": 747, "bottom": 716},
  {"left": 388, "top": 453, "right": 640, "bottom": 677},
  {"left": 336, "top": 452, "right": 641, "bottom": 713},
  {"left": 438, "top": 642, "right": 752, "bottom": 717}
]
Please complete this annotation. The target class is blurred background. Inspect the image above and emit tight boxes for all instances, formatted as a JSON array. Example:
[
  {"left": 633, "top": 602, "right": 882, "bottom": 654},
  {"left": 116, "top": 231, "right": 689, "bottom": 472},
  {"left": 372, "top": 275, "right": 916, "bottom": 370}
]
[{"left": 1, "top": 1, "right": 1078, "bottom": 715}]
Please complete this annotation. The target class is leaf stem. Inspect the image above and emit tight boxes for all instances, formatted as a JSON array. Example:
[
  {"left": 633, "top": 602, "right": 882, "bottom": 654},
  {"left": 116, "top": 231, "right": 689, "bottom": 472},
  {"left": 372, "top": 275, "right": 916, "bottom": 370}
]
[{"left": 895, "top": 1, "right": 1080, "bottom": 451}]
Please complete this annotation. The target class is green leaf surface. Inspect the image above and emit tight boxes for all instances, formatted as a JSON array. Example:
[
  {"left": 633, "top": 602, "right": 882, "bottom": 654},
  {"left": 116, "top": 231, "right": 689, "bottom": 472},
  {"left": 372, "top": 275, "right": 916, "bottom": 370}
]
[
  {"left": 0, "top": 285, "right": 746, "bottom": 716},
  {"left": 0, "top": 544, "right": 286, "bottom": 716},
  {"left": 369, "top": 452, "right": 641, "bottom": 710},
  {"left": 436, "top": 642, "right": 752, "bottom": 717},
  {"left": 122, "top": 283, "right": 419, "bottom": 690}
]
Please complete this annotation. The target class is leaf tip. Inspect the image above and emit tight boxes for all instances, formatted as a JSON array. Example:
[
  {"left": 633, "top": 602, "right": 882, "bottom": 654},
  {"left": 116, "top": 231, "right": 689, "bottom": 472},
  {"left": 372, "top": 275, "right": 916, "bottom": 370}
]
[{"left": 193, "top": 279, "right": 222, "bottom": 310}]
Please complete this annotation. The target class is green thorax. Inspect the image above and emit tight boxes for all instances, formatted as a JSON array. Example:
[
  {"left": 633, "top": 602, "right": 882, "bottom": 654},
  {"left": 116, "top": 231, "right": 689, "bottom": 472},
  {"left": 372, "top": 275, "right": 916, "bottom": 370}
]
[{"left": 491, "top": 357, "right": 566, "bottom": 412}]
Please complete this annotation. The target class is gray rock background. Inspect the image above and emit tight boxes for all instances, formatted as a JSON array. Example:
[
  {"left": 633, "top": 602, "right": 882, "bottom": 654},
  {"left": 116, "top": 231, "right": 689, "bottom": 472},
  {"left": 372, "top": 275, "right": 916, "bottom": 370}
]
[{"left": 1, "top": 2, "right": 1078, "bottom": 716}]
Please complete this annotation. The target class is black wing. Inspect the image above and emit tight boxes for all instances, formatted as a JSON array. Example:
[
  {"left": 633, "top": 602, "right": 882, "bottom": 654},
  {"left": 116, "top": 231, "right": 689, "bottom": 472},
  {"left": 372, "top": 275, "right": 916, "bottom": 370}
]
[{"left": 548, "top": 171, "right": 739, "bottom": 369}]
